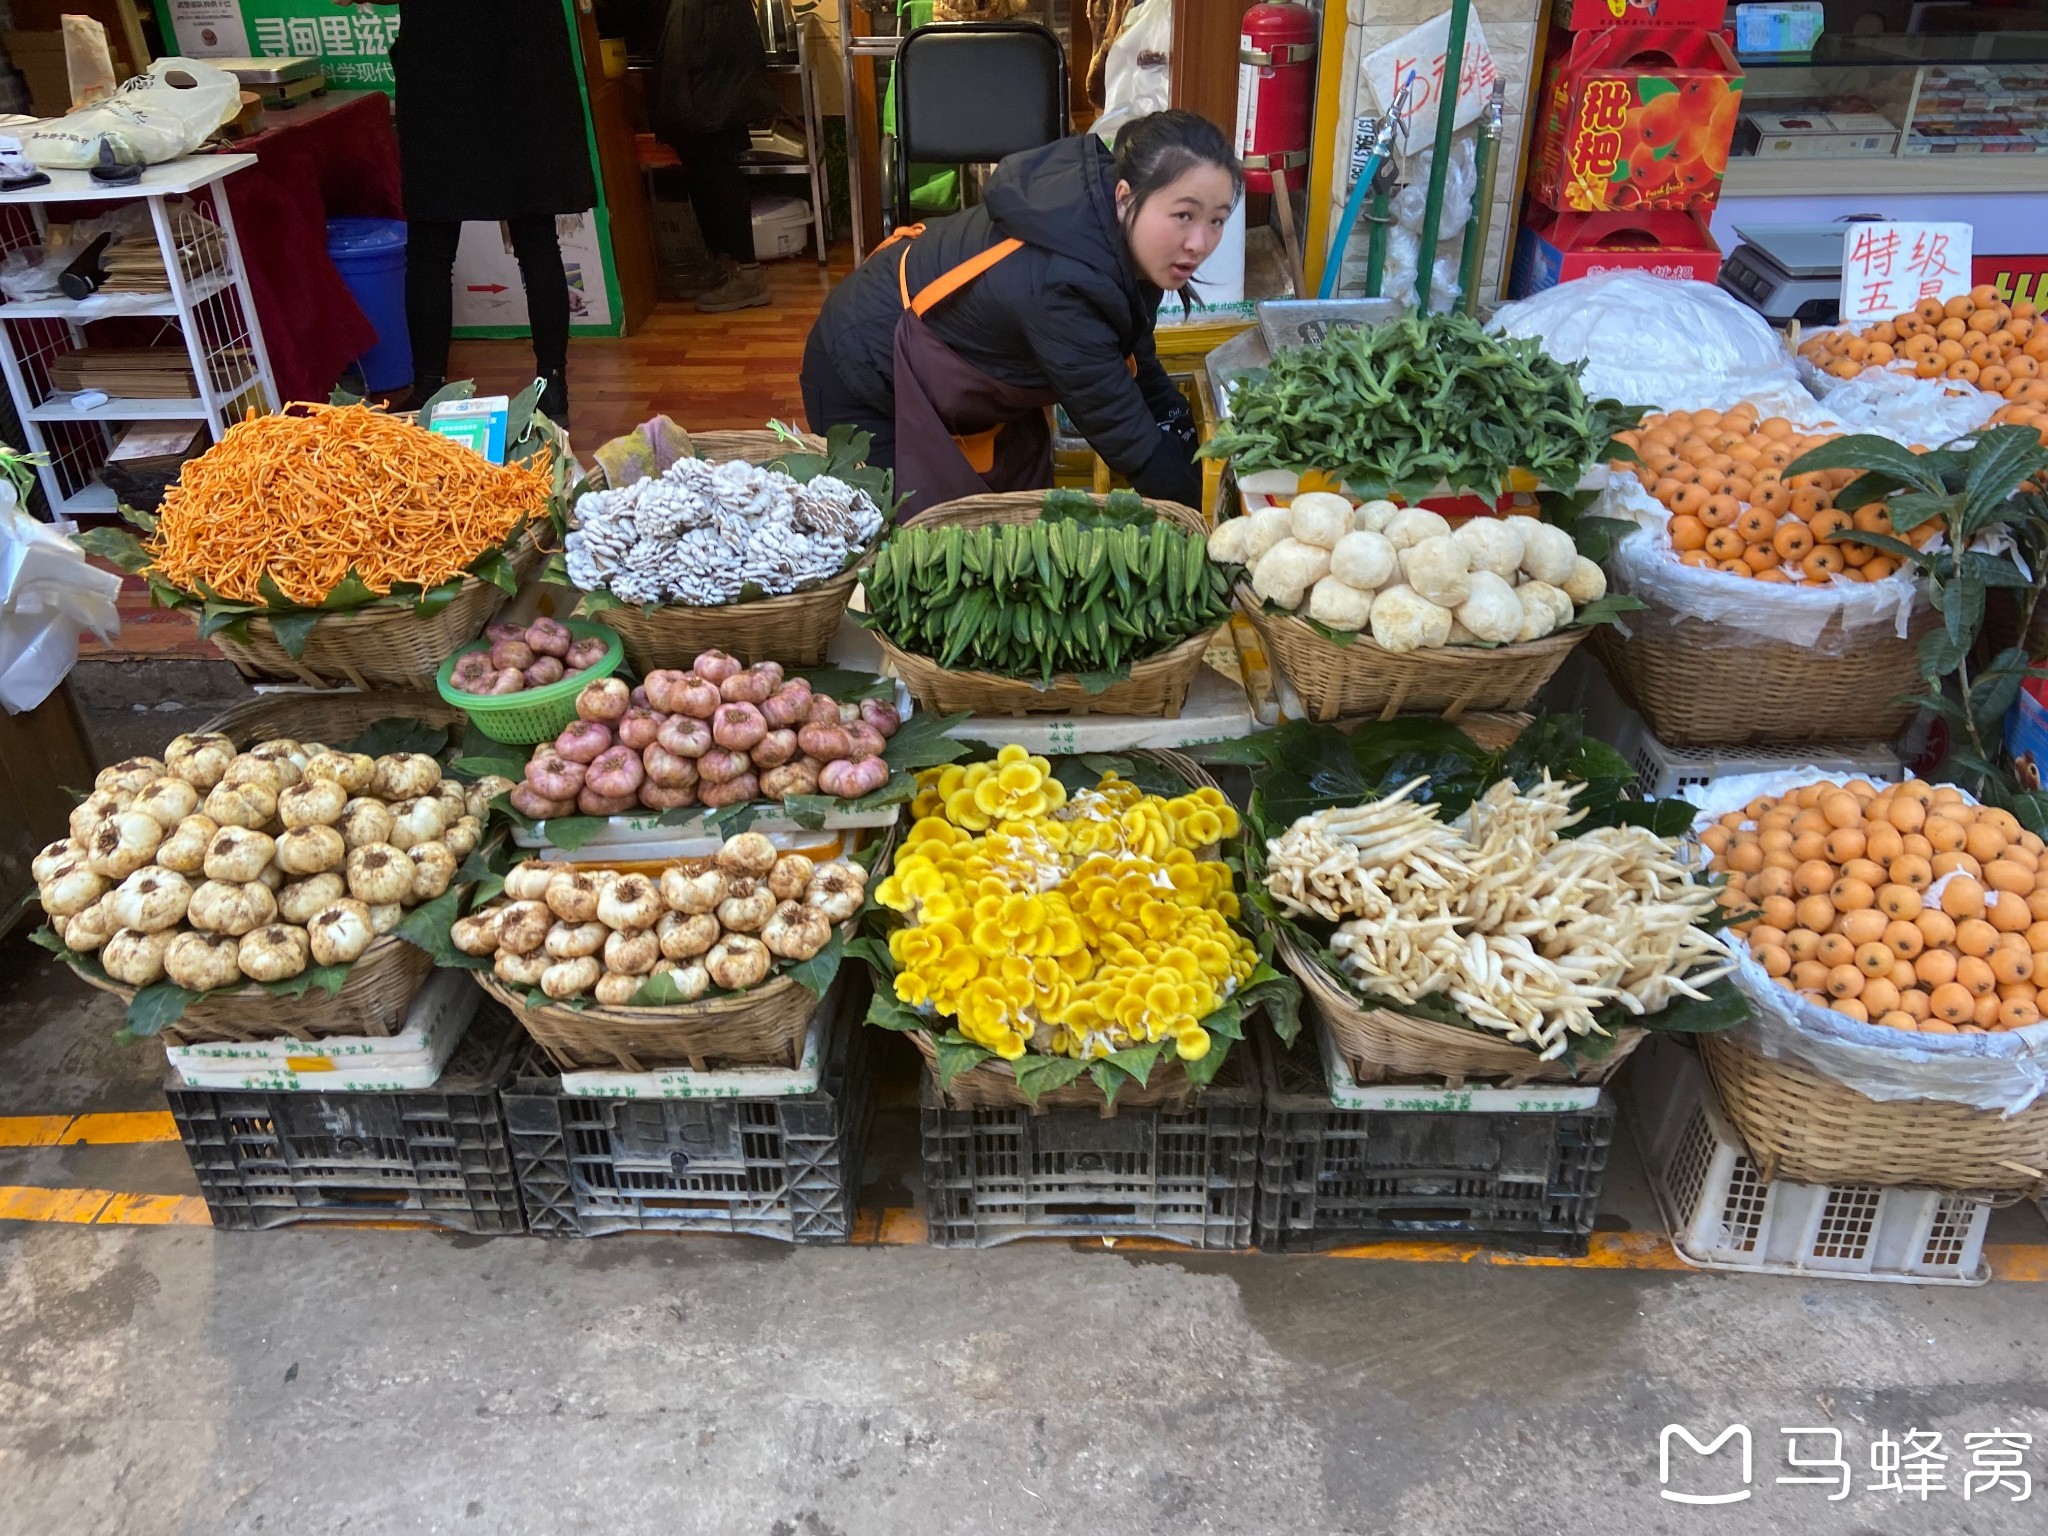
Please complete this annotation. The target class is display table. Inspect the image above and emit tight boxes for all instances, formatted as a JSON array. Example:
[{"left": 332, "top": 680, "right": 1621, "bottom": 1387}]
[{"left": 214, "top": 91, "right": 403, "bottom": 404}]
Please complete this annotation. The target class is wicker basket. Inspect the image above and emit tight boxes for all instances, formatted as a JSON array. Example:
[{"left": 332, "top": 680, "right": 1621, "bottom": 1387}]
[
  {"left": 1277, "top": 928, "right": 1646, "bottom": 1087},
  {"left": 71, "top": 691, "right": 464, "bottom": 1045},
  {"left": 908, "top": 1028, "right": 1199, "bottom": 1116},
  {"left": 1240, "top": 591, "right": 1589, "bottom": 723},
  {"left": 75, "top": 938, "right": 435, "bottom": 1047},
  {"left": 870, "top": 491, "right": 1216, "bottom": 717},
  {"left": 475, "top": 967, "right": 820, "bottom": 1073},
  {"left": 1590, "top": 591, "right": 1936, "bottom": 748},
  {"left": 585, "top": 428, "right": 867, "bottom": 669},
  {"left": 1701, "top": 1032, "right": 2048, "bottom": 1195},
  {"left": 205, "top": 530, "right": 545, "bottom": 691}
]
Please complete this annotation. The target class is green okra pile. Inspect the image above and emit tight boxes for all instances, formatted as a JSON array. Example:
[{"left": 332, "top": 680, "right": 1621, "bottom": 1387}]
[{"left": 864, "top": 496, "right": 1233, "bottom": 684}]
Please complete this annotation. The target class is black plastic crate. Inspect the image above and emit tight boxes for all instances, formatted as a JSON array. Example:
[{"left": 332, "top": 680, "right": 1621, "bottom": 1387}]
[
  {"left": 164, "top": 1007, "right": 525, "bottom": 1235},
  {"left": 501, "top": 981, "right": 872, "bottom": 1242},
  {"left": 1256, "top": 1025, "right": 1614, "bottom": 1257},
  {"left": 920, "top": 1036, "right": 1262, "bottom": 1250}
]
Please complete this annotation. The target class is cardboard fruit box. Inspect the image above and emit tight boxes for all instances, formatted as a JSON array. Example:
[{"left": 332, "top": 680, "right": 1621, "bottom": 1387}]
[
  {"left": 1529, "top": 27, "right": 1747, "bottom": 214},
  {"left": 1509, "top": 208, "right": 1722, "bottom": 297},
  {"left": 1552, "top": 0, "right": 1727, "bottom": 30}
]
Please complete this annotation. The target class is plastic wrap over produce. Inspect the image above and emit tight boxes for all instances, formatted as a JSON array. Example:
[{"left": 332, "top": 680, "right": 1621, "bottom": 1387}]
[
  {"left": 1689, "top": 770, "right": 2048, "bottom": 1116},
  {"left": 1600, "top": 473, "right": 1920, "bottom": 650},
  {"left": 1492, "top": 271, "right": 1815, "bottom": 419},
  {"left": 1793, "top": 361, "right": 2004, "bottom": 445}
]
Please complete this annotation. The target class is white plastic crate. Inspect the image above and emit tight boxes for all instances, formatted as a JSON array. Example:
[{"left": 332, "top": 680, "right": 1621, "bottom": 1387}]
[
  {"left": 1552, "top": 651, "right": 1901, "bottom": 798},
  {"left": 165, "top": 970, "right": 477, "bottom": 1092},
  {"left": 1628, "top": 1038, "right": 1991, "bottom": 1284}
]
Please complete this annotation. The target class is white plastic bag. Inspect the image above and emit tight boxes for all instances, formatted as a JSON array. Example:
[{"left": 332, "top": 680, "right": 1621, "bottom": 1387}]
[
  {"left": 0, "top": 485, "right": 122, "bottom": 714},
  {"left": 1336, "top": 136, "right": 1473, "bottom": 313},
  {"left": 20, "top": 58, "right": 240, "bottom": 171},
  {"left": 1688, "top": 770, "right": 2048, "bottom": 1117},
  {"left": 1092, "top": 0, "right": 1172, "bottom": 148},
  {"left": 1492, "top": 270, "right": 1816, "bottom": 418},
  {"left": 1599, "top": 473, "right": 1920, "bottom": 650}
]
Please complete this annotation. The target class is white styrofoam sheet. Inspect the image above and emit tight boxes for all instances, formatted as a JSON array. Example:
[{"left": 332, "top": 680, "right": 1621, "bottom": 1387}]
[
  {"left": 1316, "top": 1016, "right": 1605, "bottom": 1112},
  {"left": 555, "top": 1005, "right": 828, "bottom": 1099},
  {"left": 165, "top": 970, "right": 477, "bottom": 1092}
]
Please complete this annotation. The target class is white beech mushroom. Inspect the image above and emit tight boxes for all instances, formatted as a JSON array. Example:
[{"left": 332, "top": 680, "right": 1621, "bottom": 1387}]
[
  {"left": 705, "top": 934, "right": 771, "bottom": 990},
  {"left": 541, "top": 955, "right": 602, "bottom": 1000},
  {"left": 101, "top": 927, "right": 177, "bottom": 986},
  {"left": 602, "top": 927, "right": 661, "bottom": 975},
  {"left": 276, "top": 824, "right": 347, "bottom": 878},
  {"left": 657, "top": 910, "right": 720, "bottom": 960},
  {"left": 338, "top": 797, "right": 396, "bottom": 850},
  {"left": 107, "top": 868, "right": 193, "bottom": 933},
  {"left": 203, "top": 827, "right": 276, "bottom": 884},
  {"left": 236, "top": 924, "right": 310, "bottom": 984},
  {"left": 307, "top": 899, "right": 376, "bottom": 965},
  {"left": 544, "top": 920, "right": 608, "bottom": 960}
]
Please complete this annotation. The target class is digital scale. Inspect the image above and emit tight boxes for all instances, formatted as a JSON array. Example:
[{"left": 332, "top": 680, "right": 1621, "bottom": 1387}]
[{"left": 1717, "top": 222, "right": 1859, "bottom": 325}]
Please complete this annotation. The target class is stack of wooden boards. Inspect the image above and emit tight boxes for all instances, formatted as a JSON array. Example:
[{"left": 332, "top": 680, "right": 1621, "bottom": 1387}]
[
  {"left": 49, "top": 346, "right": 253, "bottom": 399},
  {"left": 94, "top": 220, "right": 228, "bottom": 294}
]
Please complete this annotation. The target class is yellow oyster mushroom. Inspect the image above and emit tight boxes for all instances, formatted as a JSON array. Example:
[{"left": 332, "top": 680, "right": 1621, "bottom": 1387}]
[
  {"left": 1176, "top": 1025, "right": 1212, "bottom": 1062},
  {"left": 1159, "top": 946, "right": 1202, "bottom": 982},
  {"left": 893, "top": 967, "right": 933, "bottom": 1008}
]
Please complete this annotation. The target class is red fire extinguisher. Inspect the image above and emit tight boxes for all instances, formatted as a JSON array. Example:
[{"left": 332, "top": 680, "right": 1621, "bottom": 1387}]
[{"left": 1237, "top": 2, "right": 1316, "bottom": 193}]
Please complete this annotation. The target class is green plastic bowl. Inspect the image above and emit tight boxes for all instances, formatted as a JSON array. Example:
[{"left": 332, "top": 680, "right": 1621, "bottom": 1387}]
[{"left": 436, "top": 619, "right": 626, "bottom": 745}]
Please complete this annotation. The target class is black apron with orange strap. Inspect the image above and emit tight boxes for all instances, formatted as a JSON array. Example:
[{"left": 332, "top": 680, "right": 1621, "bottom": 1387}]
[{"left": 879, "top": 224, "right": 1059, "bottom": 513}]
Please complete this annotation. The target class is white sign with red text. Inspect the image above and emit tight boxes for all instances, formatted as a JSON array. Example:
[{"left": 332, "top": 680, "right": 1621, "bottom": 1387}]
[{"left": 1840, "top": 221, "right": 1974, "bottom": 326}]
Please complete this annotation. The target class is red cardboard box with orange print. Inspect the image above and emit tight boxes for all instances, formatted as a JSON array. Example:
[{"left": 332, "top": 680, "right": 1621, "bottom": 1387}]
[{"left": 1529, "top": 28, "right": 1745, "bottom": 214}]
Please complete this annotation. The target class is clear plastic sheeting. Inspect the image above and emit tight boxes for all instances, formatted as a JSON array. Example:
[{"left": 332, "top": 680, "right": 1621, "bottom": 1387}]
[
  {"left": 1599, "top": 473, "right": 1920, "bottom": 650},
  {"left": 1688, "top": 770, "right": 2048, "bottom": 1117},
  {"left": 1491, "top": 270, "right": 1814, "bottom": 417},
  {"left": 0, "top": 489, "right": 122, "bottom": 713}
]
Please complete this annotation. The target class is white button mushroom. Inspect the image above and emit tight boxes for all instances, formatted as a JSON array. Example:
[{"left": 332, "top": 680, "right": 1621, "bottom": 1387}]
[
  {"left": 451, "top": 906, "right": 508, "bottom": 956},
  {"left": 409, "top": 841, "right": 458, "bottom": 902},
  {"left": 1251, "top": 538, "right": 1332, "bottom": 612},
  {"left": 1305, "top": 577, "right": 1374, "bottom": 633},
  {"left": 108, "top": 868, "right": 194, "bottom": 934},
  {"left": 221, "top": 755, "right": 286, "bottom": 798},
  {"left": 596, "top": 873, "right": 664, "bottom": 930},
  {"left": 767, "top": 855, "right": 816, "bottom": 903},
  {"left": 166, "top": 930, "right": 246, "bottom": 992},
  {"left": 1561, "top": 556, "right": 1607, "bottom": 606},
  {"left": 1451, "top": 518, "right": 1527, "bottom": 581},
  {"left": 303, "top": 750, "right": 376, "bottom": 795},
  {"left": 236, "top": 924, "right": 311, "bottom": 984},
  {"left": 593, "top": 971, "right": 644, "bottom": 1006},
  {"left": 1455, "top": 571, "right": 1528, "bottom": 645},
  {"left": 503, "top": 860, "right": 557, "bottom": 902},
  {"left": 338, "top": 797, "right": 396, "bottom": 850},
  {"left": 202, "top": 781, "right": 277, "bottom": 831},
  {"left": 40, "top": 859, "right": 111, "bottom": 919},
  {"left": 705, "top": 934, "right": 772, "bottom": 991},
  {"left": 1383, "top": 508, "right": 1453, "bottom": 552},
  {"left": 1286, "top": 492, "right": 1355, "bottom": 551},
  {"left": 1519, "top": 522, "right": 1580, "bottom": 587},
  {"left": 661, "top": 866, "right": 727, "bottom": 916},
  {"left": 1367, "top": 584, "right": 1454, "bottom": 653},
  {"left": 1353, "top": 499, "right": 1400, "bottom": 533},
  {"left": 387, "top": 797, "right": 449, "bottom": 853},
  {"left": 367, "top": 903, "right": 404, "bottom": 935},
  {"left": 186, "top": 879, "right": 277, "bottom": 937},
  {"left": 278, "top": 778, "right": 349, "bottom": 829},
  {"left": 101, "top": 927, "right": 177, "bottom": 986},
  {"left": 1239, "top": 504, "right": 1294, "bottom": 565},
  {"left": 96, "top": 756, "right": 167, "bottom": 795},
  {"left": 495, "top": 901, "right": 554, "bottom": 956},
  {"left": 1513, "top": 580, "right": 1575, "bottom": 642},
  {"left": 345, "top": 843, "right": 417, "bottom": 907},
  {"left": 278, "top": 871, "right": 347, "bottom": 927},
  {"left": 86, "top": 811, "right": 164, "bottom": 880},
  {"left": 130, "top": 777, "right": 200, "bottom": 832},
  {"left": 275, "top": 824, "right": 347, "bottom": 879},
  {"left": 714, "top": 832, "right": 780, "bottom": 879},
  {"left": 1328, "top": 530, "right": 1397, "bottom": 593},
  {"left": 164, "top": 733, "right": 235, "bottom": 791},
  {"left": 203, "top": 826, "right": 277, "bottom": 884},
  {"left": 63, "top": 898, "right": 118, "bottom": 953},
  {"left": 1400, "top": 535, "right": 1473, "bottom": 609}
]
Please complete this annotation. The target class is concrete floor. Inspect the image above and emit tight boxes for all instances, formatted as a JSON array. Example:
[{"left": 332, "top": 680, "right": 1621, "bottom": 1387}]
[{"left": 5, "top": 663, "right": 2047, "bottom": 1535}]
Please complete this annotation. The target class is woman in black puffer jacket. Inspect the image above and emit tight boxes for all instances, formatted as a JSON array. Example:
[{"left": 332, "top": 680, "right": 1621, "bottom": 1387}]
[{"left": 801, "top": 110, "right": 1241, "bottom": 514}]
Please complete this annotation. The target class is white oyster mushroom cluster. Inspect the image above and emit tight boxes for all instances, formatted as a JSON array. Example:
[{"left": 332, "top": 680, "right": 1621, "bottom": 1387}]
[
  {"left": 566, "top": 459, "right": 882, "bottom": 607},
  {"left": 1208, "top": 493, "right": 1607, "bottom": 654}
]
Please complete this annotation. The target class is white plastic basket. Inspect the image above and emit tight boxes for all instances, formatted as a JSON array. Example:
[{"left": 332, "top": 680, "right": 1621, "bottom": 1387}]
[{"left": 1628, "top": 1038, "right": 1992, "bottom": 1285}]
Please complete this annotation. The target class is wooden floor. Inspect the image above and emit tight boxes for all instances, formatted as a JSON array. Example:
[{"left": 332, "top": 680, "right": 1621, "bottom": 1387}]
[
  {"left": 448, "top": 252, "right": 849, "bottom": 450},
  {"left": 89, "top": 251, "right": 854, "bottom": 660}
]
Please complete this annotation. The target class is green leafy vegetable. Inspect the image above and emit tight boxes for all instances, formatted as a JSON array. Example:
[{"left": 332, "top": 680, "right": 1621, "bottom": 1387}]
[{"left": 1204, "top": 311, "right": 1643, "bottom": 498}]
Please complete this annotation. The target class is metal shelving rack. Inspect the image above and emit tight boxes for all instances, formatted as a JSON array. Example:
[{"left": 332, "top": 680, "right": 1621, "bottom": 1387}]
[
  {"left": 0, "top": 153, "right": 279, "bottom": 518},
  {"left": 744, "top": 20, "right": 831, "bottom": 265}
]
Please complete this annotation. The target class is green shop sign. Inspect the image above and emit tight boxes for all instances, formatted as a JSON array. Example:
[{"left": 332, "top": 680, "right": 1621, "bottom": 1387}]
[{"left": 152, "top": 2, "right": 401, "bottom": 92}]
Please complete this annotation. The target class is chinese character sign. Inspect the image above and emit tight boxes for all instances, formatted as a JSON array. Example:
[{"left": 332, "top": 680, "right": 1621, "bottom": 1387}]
[
  {"left": 1361, "top": 11, "right": 1498, "bottom": 163},
  {"left": 156, "top": 1, "right": 402, "bottom": 93},
  {"left": 1841, "top": 221, "right": 1974, "bottom": 325}
]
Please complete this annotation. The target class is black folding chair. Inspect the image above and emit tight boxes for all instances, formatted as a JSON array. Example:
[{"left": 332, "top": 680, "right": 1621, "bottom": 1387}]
[{"left": 890, "top": 21, "right": 1069, "bottom": 230}]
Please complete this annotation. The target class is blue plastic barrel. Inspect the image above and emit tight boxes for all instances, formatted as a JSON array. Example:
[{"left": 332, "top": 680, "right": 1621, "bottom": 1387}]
[{"left": 326, "top": 217, "right": 412, "bottom": 393}]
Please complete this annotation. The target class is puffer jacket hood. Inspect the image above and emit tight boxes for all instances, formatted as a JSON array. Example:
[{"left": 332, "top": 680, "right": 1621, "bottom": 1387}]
[{"left": 980, "top": 135, "right": 1143, "bottom": 305}]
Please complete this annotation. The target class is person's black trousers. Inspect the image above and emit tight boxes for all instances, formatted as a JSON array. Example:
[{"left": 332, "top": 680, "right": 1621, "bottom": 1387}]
[
  {"left": 800, "top": 326, "right": 896, "bottom": 470},
  {"left": 670, "top": 126, "right": 756, "bottom": 266},
  {"left": 405, "top": 215, "right": 571, "bottom": 386}
]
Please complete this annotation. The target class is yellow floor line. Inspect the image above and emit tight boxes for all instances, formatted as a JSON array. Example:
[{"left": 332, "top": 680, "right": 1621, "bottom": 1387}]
[
  {"left": 0, "top": 1111, "right": 178, "bottom": 1148},
  {"left": 0, "top": 1185, "right": 209, "bottom": 1225}
]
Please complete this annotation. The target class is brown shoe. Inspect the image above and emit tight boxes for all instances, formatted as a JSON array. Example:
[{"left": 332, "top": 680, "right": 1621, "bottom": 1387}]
[{"left": 696, "top": 264, "right": 771, "bottom": 313}]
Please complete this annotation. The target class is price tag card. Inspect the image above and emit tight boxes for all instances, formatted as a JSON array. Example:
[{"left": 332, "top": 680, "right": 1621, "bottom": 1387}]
[{"left": 1840, "top": 221, "right": 1973, "bottom": 326}]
